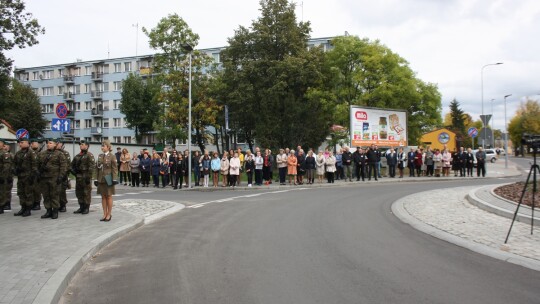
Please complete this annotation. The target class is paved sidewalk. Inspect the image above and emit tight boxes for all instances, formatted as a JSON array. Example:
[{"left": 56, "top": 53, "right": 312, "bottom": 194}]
[
  {"left": 0, "top": 199, "right": 185, "bottom": 304},
  {"left": 393, "top": 186, "right": 540, "bottom": 271}
]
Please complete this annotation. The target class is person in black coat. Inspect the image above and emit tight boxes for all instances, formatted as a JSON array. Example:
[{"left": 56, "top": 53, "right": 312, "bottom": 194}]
[
  {"left": 355, "top": 147, "right": 367, "bottom": 181},
  {"left": 407, "top": 148, "right": 416, "bottom": 177},
  {"left": 341, "top": 147, "right": 353, "bottom": 181},
  {"left": 366, "top": 144, "right": 378, "bottom": 181},
  {"left": 175, "top": 153, "right": 186, "bottom": 189},
  {"left": 386, "top": 148, "right": 398, "bottom": 178},
  {"left": 465, "top": 148, "right": 474, "bottom": 177},
  {"left": 458, "top": 147, "right": 467, "bottom": 177},
  {"left": 304, "top": 150, "right": 316, "bottom": 184}
]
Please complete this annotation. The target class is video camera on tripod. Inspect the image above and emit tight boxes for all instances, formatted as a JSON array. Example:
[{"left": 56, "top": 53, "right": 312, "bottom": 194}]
[{"left": 522, "top": 133, "right": 540, "bottom": 152}]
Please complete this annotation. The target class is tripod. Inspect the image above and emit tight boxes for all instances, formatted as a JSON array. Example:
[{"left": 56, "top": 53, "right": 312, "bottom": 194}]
[{"left": 504, "top": 147, "right": 539, "bottom": 243}]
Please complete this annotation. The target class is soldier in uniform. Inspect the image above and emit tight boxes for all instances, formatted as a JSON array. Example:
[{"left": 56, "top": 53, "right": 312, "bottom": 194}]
[
  {"left": 13, "top": 138, "right": 38, "bottom": 217},
  {"left": 96, "top": 140, "right": 118, "bottom": 222},
  {"left": 0, "top": 139, "right": 14, "bottom": 214},
  {"left": 39, "top": 138, "right": 67, "bottom": 219},
  {"left": 56, "top": 139, "right": 71, "bottom": 212},
  {"left": 71, "top": 140, "right": 95, "bottom": 214},
  {"left": 30, "top": 138, "right": 44, "bottom": 210}
]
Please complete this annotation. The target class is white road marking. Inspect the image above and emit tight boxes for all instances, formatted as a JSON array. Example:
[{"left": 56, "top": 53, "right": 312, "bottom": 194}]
[{"left": 187, "top": 188, "right": 310, "bottom": 209}]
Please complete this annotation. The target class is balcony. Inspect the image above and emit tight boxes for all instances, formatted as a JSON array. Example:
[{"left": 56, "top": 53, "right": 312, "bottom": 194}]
[
  {"left": 91, "top": 72, "right": 104, "bottom": 81},
  {"left": 91, "top": 108, "right": 104, "bottom": 117},
  {"left": 90, "top": 127, "right": 102, "bottom": 135},
  {"left": 63, "top": 75, "right": 75, "bottom": 83},
  {"left": 139, "top": 67, "right": 154, "bottom": 78},
  {"left": 90, "top": 90, "right": 103, "bottom": 99},
  {"left": 65, "top": 110, "right": 74, "bottom": 119},
  {"left": 63, "top": 92, "right": 74, "bottom": 100}
]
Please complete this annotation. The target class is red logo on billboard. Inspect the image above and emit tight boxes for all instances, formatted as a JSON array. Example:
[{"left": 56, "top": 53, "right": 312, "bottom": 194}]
[{"left": 355, "top": 111, "right": 368, "bottom": 120}]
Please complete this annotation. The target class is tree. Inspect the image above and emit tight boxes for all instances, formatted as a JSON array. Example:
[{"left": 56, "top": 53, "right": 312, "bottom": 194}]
[
  {"left": 143, "top": 13, "right": 220, "bottom": 152},
  {"left": 0, "top": 0, "right": 45, "bottom": 75},
  {"left": 119, "top": 74, "right": 162, "bottom": 143},
  {"left": 1, "top": 79, "right": 47, "bottom": 137},
  {"left": 508, "top": 99, "right": 540, "bottom": 148},
  {"left": 325, "top": 36, "right": 442, "bottom": 145},
  {"left": 219, "top": 0, "right": 333, "bottom": 150}
]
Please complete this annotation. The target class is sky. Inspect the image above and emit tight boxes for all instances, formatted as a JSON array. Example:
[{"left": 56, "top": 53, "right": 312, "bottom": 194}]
[{"left": 6, "top": 0, "right": 540, "bottom": 132}]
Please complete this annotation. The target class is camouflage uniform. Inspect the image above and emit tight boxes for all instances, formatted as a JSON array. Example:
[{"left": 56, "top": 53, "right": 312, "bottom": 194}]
[
  {"left": 13, "top": 141, "right": 38, "bottom": 217},
  {"left": 0, "top": 140, "right": 14, "bottom": 214},
  {"left": 57, "top": 144, "right": 71, "bottom": 212},
  {"left": 39, "top": 140, "right": 67, "bottom": 219},
  {"left": 71, "top": 142, "right": 95, "bottom": 214},
  {"left": 30, "top": 140, "right": 44, "bottom": 210}
]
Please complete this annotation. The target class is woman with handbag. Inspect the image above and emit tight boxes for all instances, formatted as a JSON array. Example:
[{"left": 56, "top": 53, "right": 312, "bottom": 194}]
[
  {"left": 96, "top": 140, "right": 117, "bottom": 222},
  {"left": 119, "top": 148, "right": 131, "bottom": 186}
]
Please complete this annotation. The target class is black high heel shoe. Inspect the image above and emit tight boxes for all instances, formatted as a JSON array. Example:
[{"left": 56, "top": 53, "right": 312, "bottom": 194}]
[
  {"left": 100, "top": 217, "right": 106, "bottom": 221},
  {"left": 105, "top": 215, "right": 112, "bottom": 222}
]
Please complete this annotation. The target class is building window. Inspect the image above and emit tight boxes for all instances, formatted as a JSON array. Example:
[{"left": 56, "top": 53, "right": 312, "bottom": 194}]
[
  {"left": 42, "top": 104, "right": 54, "bottom": 113},
  {"left": 74, "top": 84, "right": 81, "bottom": 94},
  {"left": 97, "top": 82, "right": 109, "bottom": 92},
  {"left": 85, "top": 119, "right": 92, "bottom": 128},
  {"left": 113, "top": 81, "right": 122, "bottom": 91},
  {"left": 58, "top": 69, "right": 64, "bottom": 77},
  {"left": 123, "top": 136, "right": 131, "bottom": 144},
  {"left": 85, "top": 102, "right": 92, "bottom": 110},
  {"left": 74, "top": 120, "right": 81, "bottom": 129},
  {"left": 112, "top": 136, "right": 121, "bottom": 143},
  {"left": 113, "top": 118, "right": 121, "bottom": 127},
  {"left": 212, "top": 53, "right": 220, "bottom": 63},
  {"left": 74, "top": 102, "right": 81, "bottom": 111},
  {"left": 124, "top": 62, "right": 132, "bottom": 72},
  {"left": 32, "top": 71, "right": 39, "bottom": 80},
  {"left": 113, "top": 100, "right": 121, "bottom": 109},
  {"left": 43, "top": 70, "right": 53, "bottom": 79},
  {"left": 57, "top": 86, "right": 64, "bottom": 95},
  {"left": 74, "top": 67, "right": 81, "bottom": 76},
  {"left": 103, "top": 118, "right": 109, "bottom": 128},
  {"left": 85, "top": 66, "right": 92, "bottom": 75},
  {"left": 85, "top": 137, "right": 91, "bottom": 142},
  {"left": 114, "top": 63, "right": 121, "bottom": 73},
  {"left": 42, "top": 87, "right": 53, "bottom": 96}
]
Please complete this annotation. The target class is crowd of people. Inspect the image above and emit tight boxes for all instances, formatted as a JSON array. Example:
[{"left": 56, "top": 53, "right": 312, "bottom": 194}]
[{"left": 112, "top": 143, "right": 491, "bottom": 190}]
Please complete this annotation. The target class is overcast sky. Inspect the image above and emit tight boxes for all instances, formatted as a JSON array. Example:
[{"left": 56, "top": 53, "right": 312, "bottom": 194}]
[{"left": 7, "top": 0, "right": 540, "bottom": 132}]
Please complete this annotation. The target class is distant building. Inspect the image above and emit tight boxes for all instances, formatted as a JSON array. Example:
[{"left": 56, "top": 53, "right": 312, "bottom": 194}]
[
  {"left": 420, "top": 128, "right": 456, "bottom": 151},
  {"left": 13, "top": 37, "right": 334, "bottom": 147}
]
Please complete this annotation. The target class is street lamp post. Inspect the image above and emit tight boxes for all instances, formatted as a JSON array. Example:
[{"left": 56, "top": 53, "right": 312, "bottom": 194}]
[
  {"left": 182, "top": 43, "right": 193, "bottom": 188},
  {"left": 481, "top": 62, "right": 503, "bottom": 148},
  {"left": 504, "top": 94, "right": 512, "bottom": 169}
]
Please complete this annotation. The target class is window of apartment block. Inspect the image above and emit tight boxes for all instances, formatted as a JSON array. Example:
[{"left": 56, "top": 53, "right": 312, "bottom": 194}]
[
  {"left": 41, "top": 104, "right": 54, "bottom": 113},
  {"left": 74, "top": 84, "right": 81, "bottom": 94},
  {"left": 124, "top": 62, "right": 132, "bottom": 72},
  {"left": 85, "top": 137, "right": 91, "bottom": 142},
  {"left": 113, "top": 100, "right": 121, "bottom": 109},
  {"left": 103, "top": 118, "right": 109, "bottom": 128},
  {"left": 123, "top": 136, "right": 131, "bottom": 144},
  {"left": 32, "top": 71, "right": 39, "bottom": 80},
  {"left": 113, "top": 81, "right": 122, "bottom": 91},
  {"left": 114, "top": 63, "right": 121, "bottom": 73},
  {"left": 74, "top": 67, "right": 81, "bottom": 76},
  {"left": 113, "top": 136, "right": 121, "bottom": 143},
  {"left": 74, "top": 120, "right": 81, "bottom": 129},
  {"left": 42, "top": 87, "right": 53, "bottom": 96},
  {"left": 85, "top": 119, "right": 92, "bottom": 128},
  {"left": 85, "top": 102, "right": 91, "bottom": 111},
  {"left": 58, "top": 69, "right": 64, "bottom": 77},
  {"left": 74, "top": 102, "right": 81, "bottom": 111},
  {"left": 97, "top": 82, "right": 109, "bottom": 92},
  {"left": 85, "top": 66, "right": 92, "bottom": 75},
  {"left": 84, "top": 84, "right": 91, "bottom": 93},
  {"left": 113, "top": 118, "right": 121, "bottom": 127},
  {"left": 212, "top": 53, "right": 220, "bottom": 63},
  {"left": 43, "top": 70, "right": 53, "bottom": 79},
  {"left": 57, "top": 86, "right": 64, "bottom": 95}
]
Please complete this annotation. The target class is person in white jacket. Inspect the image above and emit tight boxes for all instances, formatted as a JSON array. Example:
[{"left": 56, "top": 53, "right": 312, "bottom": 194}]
[
  {"left": 254, "top": 151, "right": 264, "bottom": 186},
  {"left": 229, "top": 152, "right": 240, "bottom": 188}
]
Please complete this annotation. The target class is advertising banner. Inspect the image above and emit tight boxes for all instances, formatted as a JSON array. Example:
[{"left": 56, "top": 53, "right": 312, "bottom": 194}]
[{"left": 350, "top": 106, "right": 408, "bottom": 147}]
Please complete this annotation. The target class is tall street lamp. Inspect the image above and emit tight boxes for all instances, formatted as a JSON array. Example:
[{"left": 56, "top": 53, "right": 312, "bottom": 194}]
[
  {"left": 481, "top": 62, "right": 503, "bottom": 148},
  {"left": 504, "top": 94, "right": 511, "bottom": 169},
  {"left": 182, "top": 43, "right": 193, "bottom": 188}
]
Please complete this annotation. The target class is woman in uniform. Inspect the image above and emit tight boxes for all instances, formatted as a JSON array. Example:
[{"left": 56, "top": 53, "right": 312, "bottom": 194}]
[{"left": 96, "top": 140, "right": 117, "bottom": 222}]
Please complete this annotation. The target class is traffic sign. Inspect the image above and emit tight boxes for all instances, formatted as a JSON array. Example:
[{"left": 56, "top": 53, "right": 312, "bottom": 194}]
[
  {"left": 56, "top": 103, "right": 68, "bottom": 119},
  {"left": 16, "top": 128, "right": 29, "bottom": 140},
  {"left": 468, "top": 127, "right": 478, "bottom": 138},
  {"left": 51, "top": 118, "right": 71, "bottom": 132}
]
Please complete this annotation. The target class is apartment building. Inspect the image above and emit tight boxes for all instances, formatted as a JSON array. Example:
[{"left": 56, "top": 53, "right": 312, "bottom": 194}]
[{"left": 13, "top": 37, "right": 333, "bottom": 145}]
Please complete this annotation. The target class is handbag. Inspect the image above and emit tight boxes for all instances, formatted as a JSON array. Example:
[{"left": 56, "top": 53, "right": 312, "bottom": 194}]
[{"left": 104, "top": 174, "right": 113, "bottom": 186}]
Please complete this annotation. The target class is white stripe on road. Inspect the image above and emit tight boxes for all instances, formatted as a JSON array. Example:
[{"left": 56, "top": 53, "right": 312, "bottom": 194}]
[{"left": 187, "top": 188, "right": 309, "bottom": 209}]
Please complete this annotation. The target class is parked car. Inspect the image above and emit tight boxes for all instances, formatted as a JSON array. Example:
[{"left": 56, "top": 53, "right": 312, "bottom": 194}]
[{"left": 472, "top": 149, "right": 498, "bottom": 165}]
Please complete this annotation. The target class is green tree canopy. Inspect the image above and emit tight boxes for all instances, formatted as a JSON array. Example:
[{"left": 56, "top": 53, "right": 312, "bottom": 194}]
[
  {"left": 1, "top": 79, "right": 47, "bottom": 137},
  {"left": 325, "top": 36, "right": 442, "bottom": 145},
  {"left": 219, "top": 0, "right": 333, "bottom": 151},
  {"left": 119, "top": 74, "right": 162, "bottom": 143}
]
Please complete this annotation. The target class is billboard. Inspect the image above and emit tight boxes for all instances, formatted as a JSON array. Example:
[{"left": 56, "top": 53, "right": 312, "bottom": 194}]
[{"left": 350, "top": 106, "right": 408, "bottom": 147}]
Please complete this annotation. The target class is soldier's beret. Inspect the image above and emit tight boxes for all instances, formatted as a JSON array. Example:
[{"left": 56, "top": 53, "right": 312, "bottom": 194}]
[
  {"left": 0, "top": 138, "right": 9, "bottom": 144},
  {"left": 30, "top": 138, "right": 41, "bottom": 143},
  {"left": 79, "top": 139, "right": 89, "bottom": 145},
  {"left": 47, "top": 138, "right": 60, "bottom": 143}
]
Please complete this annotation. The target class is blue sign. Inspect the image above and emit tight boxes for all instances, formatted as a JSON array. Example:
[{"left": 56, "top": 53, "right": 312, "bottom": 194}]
[
  {"left": 51, "top": 118, "right": 71, "bottom": 132},
  {"left": 468, "top": 127, "right": 478, "bottom": 138},
  {"left": 16, "top": 128, "right": 29, "bottom": 139},
  {"left": 56, "top": 103, "right": 68, "bottom": 119}
]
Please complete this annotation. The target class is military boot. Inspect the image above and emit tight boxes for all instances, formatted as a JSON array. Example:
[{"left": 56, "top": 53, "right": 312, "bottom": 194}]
[
  {"left": 3, "top": 202, "right": 11, "bottom": 210},
  {"left": 32, "top": 202, "right": 41, "bottom": 211},
  {"left": 22, "top": 207, "right": 31, "bottom": 217},
  {"left": 82, "top": 204, "right": 90, "bottom": 215},
  {"left": 58, "top": 204, "right": 67, "bottom": 212},
  {"left": 41, "top": 208, "right": 52, "bottom": 219},
  {"left": 14, "top": 207, "right": 25, "bottom": 216},
  {"left": 73, "top": 203, "right": 83, "bottom": 214},
  {"left": 0, "top": 208, "right": 4, "bottom": 214},
  {"left": 51, "top": 208, "right": 58, "bottom": 219}
]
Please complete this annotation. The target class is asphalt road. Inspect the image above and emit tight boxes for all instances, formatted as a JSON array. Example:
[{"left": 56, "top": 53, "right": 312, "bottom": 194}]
[{"left": 60, "top": 178, "right": 540, "bottom": 304}]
